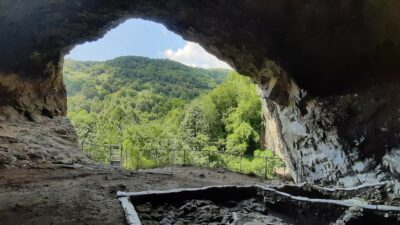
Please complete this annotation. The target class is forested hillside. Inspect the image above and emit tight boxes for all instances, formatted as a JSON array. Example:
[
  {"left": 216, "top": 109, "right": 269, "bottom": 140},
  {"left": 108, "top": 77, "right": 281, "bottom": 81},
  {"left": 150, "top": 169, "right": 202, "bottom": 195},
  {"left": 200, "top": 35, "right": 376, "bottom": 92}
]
[{"left": 64, "top": 56, "right": 282, "bottom": 177}]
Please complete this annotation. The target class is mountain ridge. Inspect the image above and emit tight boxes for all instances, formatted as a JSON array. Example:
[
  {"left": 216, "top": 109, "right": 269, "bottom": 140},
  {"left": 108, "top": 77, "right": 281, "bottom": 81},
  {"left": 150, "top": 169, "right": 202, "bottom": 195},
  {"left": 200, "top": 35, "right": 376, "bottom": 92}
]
[{"left": 64, "top": 55, "right": 230, "bottom": 100}]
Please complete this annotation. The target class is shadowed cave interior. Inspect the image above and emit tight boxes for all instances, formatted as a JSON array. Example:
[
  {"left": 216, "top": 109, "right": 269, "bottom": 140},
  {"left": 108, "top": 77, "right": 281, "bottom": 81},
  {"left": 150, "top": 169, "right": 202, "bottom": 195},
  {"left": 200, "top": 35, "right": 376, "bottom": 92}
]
[{"left": 1, "top": 1, "right": 400, "bottom": 224}]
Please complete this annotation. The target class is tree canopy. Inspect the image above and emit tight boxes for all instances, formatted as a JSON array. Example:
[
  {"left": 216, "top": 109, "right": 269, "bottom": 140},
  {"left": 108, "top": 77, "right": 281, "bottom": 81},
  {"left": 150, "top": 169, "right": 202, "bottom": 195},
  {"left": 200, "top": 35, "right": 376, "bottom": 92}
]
[{"left": 65, "top": 56, "right": 283, "bottom": 178}]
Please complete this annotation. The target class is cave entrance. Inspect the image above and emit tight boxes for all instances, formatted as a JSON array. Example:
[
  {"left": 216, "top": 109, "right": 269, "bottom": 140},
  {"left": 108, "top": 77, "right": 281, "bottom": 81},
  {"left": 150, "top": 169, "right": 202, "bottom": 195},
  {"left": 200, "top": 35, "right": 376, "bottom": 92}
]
[{"left": 64, "top": 18, "right": 284, "bottom": 180}]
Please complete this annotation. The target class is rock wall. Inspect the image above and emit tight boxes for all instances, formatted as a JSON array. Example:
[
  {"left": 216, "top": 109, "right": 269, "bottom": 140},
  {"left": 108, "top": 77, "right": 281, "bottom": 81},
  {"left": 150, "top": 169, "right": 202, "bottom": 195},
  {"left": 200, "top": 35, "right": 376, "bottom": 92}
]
[
  {"left": 0, "top": 64, "right": 67, "bottom": 117},
  {"left": 259, "top": 62, "right": 400, "bottom": 186},
  {"left": 0, "top": 107, "right": 91, "bottom": 168},
  {"left": 1, "top": 0, "right": 400, "bottom": 185}
]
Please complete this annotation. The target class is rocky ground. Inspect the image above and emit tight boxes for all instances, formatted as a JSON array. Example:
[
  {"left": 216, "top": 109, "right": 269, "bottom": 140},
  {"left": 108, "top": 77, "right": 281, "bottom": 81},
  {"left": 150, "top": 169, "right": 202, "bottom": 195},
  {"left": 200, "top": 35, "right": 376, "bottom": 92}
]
[
  {"left": 132, "top": 183, "right": 400, "bottom": 225},
  {"left": 137, "top": 198, "right": 293, "bottom": 225},
  {"left": 0, "top": 165, "right": 268, "bottom": 225}
]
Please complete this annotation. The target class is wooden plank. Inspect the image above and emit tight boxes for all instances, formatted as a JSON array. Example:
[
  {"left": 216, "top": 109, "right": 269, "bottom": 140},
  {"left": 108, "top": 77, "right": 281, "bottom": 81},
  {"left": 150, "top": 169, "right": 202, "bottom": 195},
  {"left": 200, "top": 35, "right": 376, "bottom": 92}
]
[
  {"left": 135, "top": 170, "right": 173, "bottom": 176},
  {"left": 117, "top": 185, "right": 245, "bottom": 197},
  {"left": 317, "top": 182, "right": 386, "bottom": 192},
  {"left": 117, "top": 185, "right": 253, "bottom": 198},
  {"left": 257, "top": 185, "right": 400, "bottom": 212},
  {"left": 118, "top": 197, "right": 142, "bottom": 225}
]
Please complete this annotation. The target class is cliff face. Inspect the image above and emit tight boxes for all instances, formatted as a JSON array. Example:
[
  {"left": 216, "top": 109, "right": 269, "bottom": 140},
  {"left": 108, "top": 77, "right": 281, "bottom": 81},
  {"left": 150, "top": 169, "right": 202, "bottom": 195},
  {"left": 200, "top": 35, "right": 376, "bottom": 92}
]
[
  {"left": 259, "top": 66, "right": 400, "bottom": 186},
  {"left": 1, "top": 0, "right": 400, "bottom": 185}
]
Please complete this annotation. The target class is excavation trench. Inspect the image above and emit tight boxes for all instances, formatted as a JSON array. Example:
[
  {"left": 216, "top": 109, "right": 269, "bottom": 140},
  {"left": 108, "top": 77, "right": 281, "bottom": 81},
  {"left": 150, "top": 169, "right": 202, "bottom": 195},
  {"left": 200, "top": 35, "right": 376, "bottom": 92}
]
[{"left": 117, "top": 185, "right": 400, "bottom": 225}]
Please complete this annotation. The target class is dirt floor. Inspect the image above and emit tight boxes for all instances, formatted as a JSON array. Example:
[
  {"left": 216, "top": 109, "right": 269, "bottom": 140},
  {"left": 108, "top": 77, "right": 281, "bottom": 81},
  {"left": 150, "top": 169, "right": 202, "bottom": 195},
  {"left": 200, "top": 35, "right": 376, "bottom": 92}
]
[{"left": 0, "top": 164, "right": 271, "bottom": 225}]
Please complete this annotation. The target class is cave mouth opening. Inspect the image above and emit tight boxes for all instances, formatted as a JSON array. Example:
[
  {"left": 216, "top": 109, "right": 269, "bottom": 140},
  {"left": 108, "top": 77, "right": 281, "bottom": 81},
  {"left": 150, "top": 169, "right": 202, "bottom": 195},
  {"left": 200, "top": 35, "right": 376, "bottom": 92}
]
[{"left": 63, "top": 18, "right": 283, "bottom": 180}]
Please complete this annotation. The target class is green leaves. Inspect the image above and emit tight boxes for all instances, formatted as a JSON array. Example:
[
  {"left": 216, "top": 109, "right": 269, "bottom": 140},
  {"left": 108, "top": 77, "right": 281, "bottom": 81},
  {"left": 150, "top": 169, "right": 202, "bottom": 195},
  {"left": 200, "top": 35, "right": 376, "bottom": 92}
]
[
  {"left": 226, "top": 122, "right": 259, "bottom": 154},
  {"left": 65, "top": 57, "right": 283, "bottom": 178}
]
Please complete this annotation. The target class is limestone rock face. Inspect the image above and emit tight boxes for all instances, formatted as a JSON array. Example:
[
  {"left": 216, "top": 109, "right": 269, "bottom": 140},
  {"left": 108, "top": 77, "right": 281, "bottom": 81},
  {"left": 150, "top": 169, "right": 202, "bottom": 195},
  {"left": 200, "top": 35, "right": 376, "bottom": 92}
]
[
  {"left": 0, "top": 108, "right": 91, "bottom": 168},
  {"left": 259, "top": 63, "right": 400, "bottom": 186},
  {"left": 1, "top": 0, "right": 400, "bottom": 185}
]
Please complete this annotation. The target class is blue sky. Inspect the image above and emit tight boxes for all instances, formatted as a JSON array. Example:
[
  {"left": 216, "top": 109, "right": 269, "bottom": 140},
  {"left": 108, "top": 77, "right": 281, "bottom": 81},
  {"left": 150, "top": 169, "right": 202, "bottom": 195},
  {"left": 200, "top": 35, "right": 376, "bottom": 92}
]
[{"left": 66, "top": 19, "right": 231, "bottom": 69}]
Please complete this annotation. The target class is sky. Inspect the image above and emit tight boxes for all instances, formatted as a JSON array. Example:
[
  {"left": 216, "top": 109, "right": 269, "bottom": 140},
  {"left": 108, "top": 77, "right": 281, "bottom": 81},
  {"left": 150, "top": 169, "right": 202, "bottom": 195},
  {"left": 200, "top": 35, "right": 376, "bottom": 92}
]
[{"left": 66, "top": 19, "right": 232, "bottom": 70}]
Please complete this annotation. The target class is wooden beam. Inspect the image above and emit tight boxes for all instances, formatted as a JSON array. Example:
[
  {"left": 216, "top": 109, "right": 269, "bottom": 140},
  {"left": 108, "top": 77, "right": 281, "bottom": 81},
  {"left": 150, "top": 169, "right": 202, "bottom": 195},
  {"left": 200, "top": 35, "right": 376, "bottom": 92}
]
[{"left": 118, "top": 197, "right": 142, "bottom": 225}]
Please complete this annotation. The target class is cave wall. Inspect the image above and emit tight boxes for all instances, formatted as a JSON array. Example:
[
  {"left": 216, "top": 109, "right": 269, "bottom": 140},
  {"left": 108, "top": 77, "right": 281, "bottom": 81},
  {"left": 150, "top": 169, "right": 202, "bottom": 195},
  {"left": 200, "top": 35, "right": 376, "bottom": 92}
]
[
  {"left": 259, "top": 62, "right": 400, "bottom": 186},
  {"left": 1, "top": 0, "right": 400, "bottom": 185}
]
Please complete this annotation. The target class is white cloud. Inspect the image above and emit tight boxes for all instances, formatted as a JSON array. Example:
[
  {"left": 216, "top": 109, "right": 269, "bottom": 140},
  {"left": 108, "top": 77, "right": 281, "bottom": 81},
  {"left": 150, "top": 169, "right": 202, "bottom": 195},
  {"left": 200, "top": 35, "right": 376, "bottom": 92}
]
[{"left": 162, "top": 42, "right": 232, "bottom": 70}]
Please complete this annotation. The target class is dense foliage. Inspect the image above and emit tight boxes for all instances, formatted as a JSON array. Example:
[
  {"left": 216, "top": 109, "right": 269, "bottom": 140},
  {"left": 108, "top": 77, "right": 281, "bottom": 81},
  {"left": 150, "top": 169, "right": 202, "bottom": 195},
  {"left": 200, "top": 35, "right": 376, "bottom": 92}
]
[{"left": 65, "top": 56, "right": 283, "bottom": 178}]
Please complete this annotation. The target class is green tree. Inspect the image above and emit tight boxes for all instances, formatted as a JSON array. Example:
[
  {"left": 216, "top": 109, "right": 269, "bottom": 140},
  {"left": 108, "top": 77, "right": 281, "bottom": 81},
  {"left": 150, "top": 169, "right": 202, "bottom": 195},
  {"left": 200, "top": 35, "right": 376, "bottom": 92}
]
[
  {"left": 65, "top": 56, "right": 283, "bottom": 179},
  {"left": 181, "top": 105, "right": 210, "bottom": 151}
]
